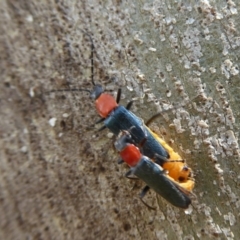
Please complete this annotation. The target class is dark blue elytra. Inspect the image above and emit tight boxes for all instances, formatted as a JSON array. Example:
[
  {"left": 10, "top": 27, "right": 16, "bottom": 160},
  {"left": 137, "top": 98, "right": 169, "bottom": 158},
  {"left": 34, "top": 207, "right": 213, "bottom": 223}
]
[
  {"left": 133, "top": 156, "right": 191, "bottom": 209},
  {"left": 104, "top": 106, "right": 169, "bottom": 160}
]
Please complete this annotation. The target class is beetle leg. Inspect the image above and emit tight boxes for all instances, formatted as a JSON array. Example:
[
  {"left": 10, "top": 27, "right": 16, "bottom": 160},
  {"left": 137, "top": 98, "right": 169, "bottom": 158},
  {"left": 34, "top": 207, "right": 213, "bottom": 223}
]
[{"left": 139, "top": 186, "right": 156, "bottom": 210}]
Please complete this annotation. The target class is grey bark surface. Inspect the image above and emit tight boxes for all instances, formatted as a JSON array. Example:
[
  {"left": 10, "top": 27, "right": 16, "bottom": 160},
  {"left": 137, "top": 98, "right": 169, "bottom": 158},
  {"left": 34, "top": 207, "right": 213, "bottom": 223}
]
[{"left": 0, "top": 0, "right": 240, "bottom": 239}]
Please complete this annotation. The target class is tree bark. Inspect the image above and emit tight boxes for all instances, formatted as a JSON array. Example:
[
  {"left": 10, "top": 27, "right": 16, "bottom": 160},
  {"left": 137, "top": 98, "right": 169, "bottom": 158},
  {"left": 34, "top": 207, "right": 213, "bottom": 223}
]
[{"left": 1, "top": 0, "right": 240, "bottom": 239}]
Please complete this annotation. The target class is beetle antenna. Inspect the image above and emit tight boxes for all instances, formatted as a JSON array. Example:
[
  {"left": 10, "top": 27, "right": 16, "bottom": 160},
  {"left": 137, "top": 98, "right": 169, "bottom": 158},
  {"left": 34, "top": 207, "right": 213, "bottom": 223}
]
[
  {"left": 80, "top": 30, "right": 96, "bottom": 86},
  {"left": 47, "top": 88, "right": 91, "bottom": 94}
]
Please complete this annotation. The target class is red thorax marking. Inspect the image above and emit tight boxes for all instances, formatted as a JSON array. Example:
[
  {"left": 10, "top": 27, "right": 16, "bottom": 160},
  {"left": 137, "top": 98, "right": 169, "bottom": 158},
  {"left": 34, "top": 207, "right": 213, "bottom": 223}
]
[
  {"left": 120, "top": 144, "right": 141, "bottom": 167},
  {"left": 95, "top": 93, "right": 118, "bottom": 118}
]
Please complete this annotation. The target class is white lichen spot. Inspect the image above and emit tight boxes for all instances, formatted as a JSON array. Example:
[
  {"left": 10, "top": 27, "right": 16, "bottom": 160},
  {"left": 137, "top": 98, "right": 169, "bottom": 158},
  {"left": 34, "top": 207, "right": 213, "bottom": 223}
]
[
  {"left": 210, "top": 224, "right": 223, "bottom": 237},
  {"left": 225, "top": 108, "right": 235, "bottom": 129},
  {"left": 165, "top": 17, "right": 172, "bottom": 25},
  {"left": 191, "top": 77, "right": 206, "bottom": 95},
  {"left": 215, "top": 207, "right": 222, "bottom": 216},
  {"left": 149, "top": 47, "right": 157, "bottom": 52},
  {"left": 220, "top": 34, "right": 230, "bottom": 56},
  {"left": 186, "top": 18, "right": 195, "bottom": 25},
  {"left": 198, "top": 120, "right": 209, "bottom": 128},
  {"left": 169, "top": 33, "right": 178, "bottom": 51},
  {"left": 26, "top": 15, "right": 33, "bottom": 22},
  {"left": 212, "top": 136, "right": 222, "bottom": 153},
  {"left": 214, "top": 164, "right": 224, "bottom": 174},
  {"left": 166, "top": 90, "right": 171, "bottom": 97},
  {"left": 199, "top": 0, "right": 211, "bottom": 11},
  {"left": 49, "top": 117, "right": 57, "bottom": 127},
  {"left": 221, "top": 65, "right": 230, "bottom": 79},
  {"left": 185, "top": 149, "right": 191, "bottom": 154},
  {"left": 133, "top": 33, "right": 144, "bottom": 45},
  {"left": 199, "top": 192, "right": 204, "bottom": 198},
  {"left": 44, "top": 60, "right": 51, "bottom": 68},
  {"left": 137, "top": 73, "right": 146, "bottom": 81},
  {"left": 156, "top": 230, "right": 167, "bottom": 239},
  {"left": 209, "top": 153, "right": 218, "bottom": 162},
  {"left": 143, "top": 88, "right": 152, "bottom": 93},
  {"left": 107, "top": 132, "right": 114, "bottom": 139},
  {"left": 156, "top": 69, "right": 165, "bottom": 82},
  {"left": 216, "top": 12, "right": 223, "bottom": 19},
  {"left": 228, "top": 190, "right": 238, "bottom": 203},
  {"left": 224, "top": 59, "right": 233, "bottom": 70},
  {"left": 174, "top": 80, "right": 184, "bottom": 92},
  {"left": 20, "top": 146, "right": 28, "bottom": 153},
  {"left": 172, "top": 119, "right": 185, "bottom": 133},
  {"left": 161, "top": 102, "right": 172, "bottom": 111},
  {"left": 165, "top": 63, "right": 172, "bottom": 72},
  {"left": 126, "top": 85, "right": 133, "bottom": 91},
  {"left": 184, "top": 205, "right": 193, "bottom": 215},
  {"left": 230, "top": 65, "right": 239, "bottom": 75},
  {"left": 176, "top": 109, "right": 190, "bottom": 120},
  {"left": 225, "top": 130, "right": 236, "bottom": 145},
  {"left": 203, "top": 205, "right": 211, "bottom": 216},
  {"left": 29, "top": 87, "right": 35, "bottom": 97},
  {"left": 182, "top": 28, "right": 202, "bottom": 66},
  {"left": 224, "top": 212, "right": 236, "bottom": 226},
  {"left": 62, "top": 113, "right": 69, "bottom": 118},
  {"left": 203, "top": 27, "right": 210, "bottom": 35},
  {"left": 160, "top": 34, "right": 166, "bottom": 42},
  {"left": 23, "top": 128, "right": 28, "bottom": 134},
  {"left": 221, "top": 228, "right": 234, "bottom": 238},
  {"left": 215, "top": 82, "right": 226, "bottom": 94},
  {"left": 91, "top": 134, "right": 97, "bottom": 139},
  {"left": 193, "top": 70, "right": 202, "bottom": 76},
  {"left": 183, "top": 59, "right": 191, "bottom": 69},
  {"left": 205, "top": 35, "right": 211, "bottom": 40},
  {"left": 209, "top": 67, "right": 216, "bottom": 73},
  {"left": 146, "top": 93, "right": 155, "bottom": 102},
  {"left": 187, "top": 5, "right": 193, "bottom": 12},
  {"left": 228, "top": 0, "right": 238, "bottom": 15},
  {"left": 203, "top": 137, "right": 211, "bottom": 146},
  {"left": 172, "top": 18, "right": 177, "bottom": 24}
]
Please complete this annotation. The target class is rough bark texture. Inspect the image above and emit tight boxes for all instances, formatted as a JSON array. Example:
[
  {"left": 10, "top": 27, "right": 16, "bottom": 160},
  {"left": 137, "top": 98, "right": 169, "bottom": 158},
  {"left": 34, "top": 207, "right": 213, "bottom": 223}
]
[{"left": 1, "top": 0, "right": 240, "bottom": 239}]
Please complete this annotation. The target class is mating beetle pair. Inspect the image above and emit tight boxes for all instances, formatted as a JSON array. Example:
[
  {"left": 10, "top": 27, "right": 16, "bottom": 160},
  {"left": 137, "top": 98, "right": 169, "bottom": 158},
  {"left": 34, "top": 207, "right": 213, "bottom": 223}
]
[
  {"left": 114, "top": 129, "right": 193, "bottom": 209},
  {"left": 51, "top": 31, "right": 194, "bottom": 209}
]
